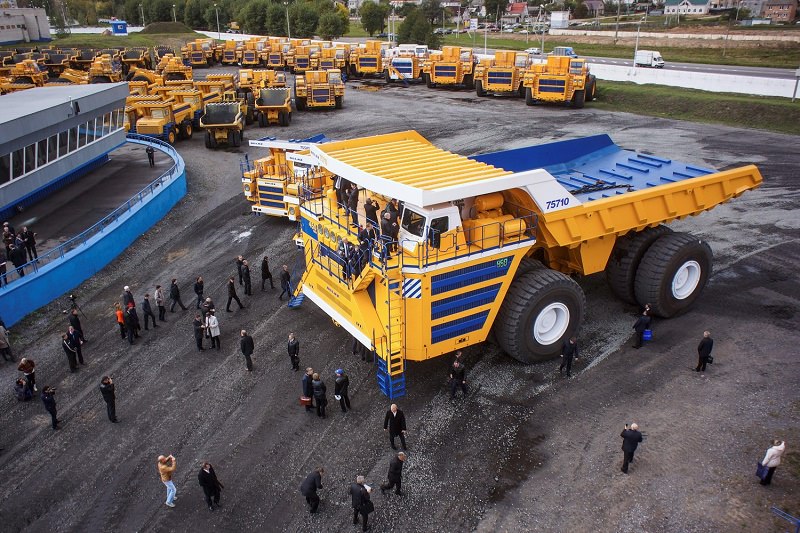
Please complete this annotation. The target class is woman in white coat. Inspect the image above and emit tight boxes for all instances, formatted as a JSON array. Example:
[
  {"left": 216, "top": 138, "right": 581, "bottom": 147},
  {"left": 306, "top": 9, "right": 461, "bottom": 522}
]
[
  {"left": 760, "top": 439, "right": 786, "bottom": 486},
  {"left": 205, "top": 311, "right": 221, "bottom": 350}
]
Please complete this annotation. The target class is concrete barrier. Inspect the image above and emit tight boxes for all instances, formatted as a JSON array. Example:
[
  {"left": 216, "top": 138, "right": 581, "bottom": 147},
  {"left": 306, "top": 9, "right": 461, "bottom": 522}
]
[
  {"left": 0, "top": 136, "right": 187, "bottom": 327},
  {"left": 550, "top": 28, "right": 800, "bottom": 42},
  {"left": 589, "top": 62, "right": 796, "bottom": 97}
]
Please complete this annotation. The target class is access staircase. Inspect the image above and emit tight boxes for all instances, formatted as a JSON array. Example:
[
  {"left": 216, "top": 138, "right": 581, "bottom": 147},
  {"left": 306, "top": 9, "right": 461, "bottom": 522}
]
[{"left": 375, "top": 270, "right": 405, "bottom": 399}]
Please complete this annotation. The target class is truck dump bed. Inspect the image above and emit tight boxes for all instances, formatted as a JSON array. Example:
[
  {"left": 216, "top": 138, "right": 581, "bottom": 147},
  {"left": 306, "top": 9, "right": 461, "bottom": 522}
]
[
  {"left": 257, "top": 87, "right": 291, "bottom": 106},
  {"left": 201, "top": 102, "right": 240, "bottom": 126}
]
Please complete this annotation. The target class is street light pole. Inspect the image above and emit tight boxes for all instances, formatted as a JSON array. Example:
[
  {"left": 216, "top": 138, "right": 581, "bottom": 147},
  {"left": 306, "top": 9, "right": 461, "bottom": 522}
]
[
  {"left": 172, "top": 4, "right": 176, "bottom": 22},
  {"left": 614, "top": 1, "right": 620, "bottom": 44},
  {"left": 284, "top": 1, "right": 291, "bottom": 39},
  {"left": 139, "top": 3, "right": 145, "bottom": 27},
  {"left": 633, "top": 17, "right": 643, "bottom": 67},
  {"left": 214, "top": 3, "right": 220, "bottom": 40}
]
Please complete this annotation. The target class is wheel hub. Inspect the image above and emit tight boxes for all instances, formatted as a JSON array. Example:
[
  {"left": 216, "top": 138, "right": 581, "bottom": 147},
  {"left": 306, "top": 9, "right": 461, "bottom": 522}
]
[
  {"left": 532, "top": 303, "right": 570, "bottom": 345},
  {"left": 672, "top": 260, "right": 701, "bottom": 300}
]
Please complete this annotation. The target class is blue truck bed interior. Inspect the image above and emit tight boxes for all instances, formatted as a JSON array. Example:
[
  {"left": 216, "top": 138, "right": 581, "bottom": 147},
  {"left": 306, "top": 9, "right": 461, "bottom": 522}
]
[{"left": 470, "top": 134, "right": 714, "bottom": 203}]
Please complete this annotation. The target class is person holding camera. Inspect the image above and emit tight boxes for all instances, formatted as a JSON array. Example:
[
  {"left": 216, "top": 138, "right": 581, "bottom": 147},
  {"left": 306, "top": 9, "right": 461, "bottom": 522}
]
[
  {"left": 157, "top": 454, "right": 178, "bottom": 508},
  {"left": 99, "top": 376, "right": 118, "bottom": 423},
  {"left": 41, "top": 386, "right": 59, "bottom": 430},
  {"left": 620, "top": 423, "right": 643, "bottom": 474}
]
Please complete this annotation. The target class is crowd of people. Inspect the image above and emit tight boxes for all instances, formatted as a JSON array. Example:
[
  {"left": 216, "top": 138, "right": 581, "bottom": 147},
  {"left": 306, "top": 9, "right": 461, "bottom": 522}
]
[{"left": 1, "top": 221, "right": 38, "bottom": 285}]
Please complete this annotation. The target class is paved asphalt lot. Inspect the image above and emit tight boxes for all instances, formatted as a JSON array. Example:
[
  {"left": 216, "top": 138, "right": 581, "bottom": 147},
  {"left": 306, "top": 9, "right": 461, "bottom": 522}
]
[{"left": 0, "top": 69, "right": 797, "bottom": 532}]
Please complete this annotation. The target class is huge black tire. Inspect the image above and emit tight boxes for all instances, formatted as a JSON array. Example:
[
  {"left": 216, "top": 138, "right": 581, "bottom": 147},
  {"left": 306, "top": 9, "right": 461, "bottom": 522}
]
[
  {"left": 495, "top": 268, "right": 586, "bottom": 363},
  {"left": 571, "top": 89, "right": 585, "bottom": 109},
  {"left": 525, "top": 87, "right": 535, "bottom": 106},
  {"left": 462, "top": 73, "right": 474, "bottom": 89},
  {"left": 258, "top": 112, "right": 266, "bottom": 127},
  {"left": 278, "top": 110, "right": 290, "bottom": 126},
  {"left": 475, "top": 79, "right": 486, "bottom": 97},
  {"left": 424, "top": 73, "right": 434, "bottom": 88},
  {"left": 606, "top": 225, "right": 673, "bottom": 305},
  {"left": 384, "top": 69, "right": 391, "bottom": 83},
  {"left": 517, "top": 82, "right": 525, "bottom": 98},
  {"left": 204, "top": 131, "right": 213, "bottom": 149},
  {"left": 181, "top": 121, "right": 193, "bottom": 140},
  {"left": 634, "top": 232, "right": 713, "bottom": 318},
  {"left": 334, "top": 95, "right": 343, "bottom": 109},
  {"left": 90, "top": 75, "right": 111, "bottom": 84},
  {"left": 231, "top": 130, "right": 241, "bottom": 147},
  {"left": 245, "top": 108, "right": 254, "bottom": 125},
  {"left": 166, "top": 128, "right": 177, "bottom": 145},
  {"left": 296, "top": 96, "right": 307, "bottom": 111},
  {"left": 585, "top": 75, "right": 597, "bottom": 102}
]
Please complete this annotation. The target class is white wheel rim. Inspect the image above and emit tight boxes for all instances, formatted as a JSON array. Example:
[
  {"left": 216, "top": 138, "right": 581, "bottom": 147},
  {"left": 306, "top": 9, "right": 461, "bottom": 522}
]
[
  {"left": 533, "top": 303, "right": 570, "bottom": 345},
  {"left": 672, "top": 260, "right": 701, "bottom": 300}
]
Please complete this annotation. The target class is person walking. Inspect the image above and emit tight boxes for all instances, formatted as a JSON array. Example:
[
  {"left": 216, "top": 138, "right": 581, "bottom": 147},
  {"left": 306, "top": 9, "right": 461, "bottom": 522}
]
[
  {"left": 69, "top": 309, "right": 86, "bottom": 343},
  {"left": 62, "top": 333, "right": 79, "bottom": 372},
  {"left": 0, "top": 323, "right": 14, "bottom": 362},
  {"left": 226, "top": 277, "right": 244, "bottom": 312},
  {"left": 193, "top": 276, "right": 204, "bottom": 309},
  {"left": 146, "top": 145, "right": 155, "bottom": 167},
  {"left": 124, "top": 305, "right": 140, "bottom": 344},
  {"left": 142, "top": 294, "right": 158, "bottom": 330},
  {"left": 67, "top": 325, "right": 84, "bottom": 365},
  {"left": 198, "top": 462, "right": 224, "bottom": 511},
  {"left": 300, "top": 467, "right": 324, "bottom": 514},
  {"left": 193, "top": 314, "right": 205, "bottom": 351},
  {"left": 380, "top": 452, "right": 406, "bottom": 496},
  {"left": 695, "top": 330, "right": 714, "bottom": 372},
  {"left": 99, "top": 376, "right": 118, "bottom": 423},
  {"left": 302, "top": 368, "right": 314, "bottom": 412},
  {"left": 759, "top": 439, "right": 786, "bottom": 486},
  {"left": 632, "top": 310, "right": 651, "bottom": 349},
  {"left": 620, "top": 422, "right": 643, "bottom": 474},
  {"left": 449, "top": 360, "right": 468, "bottom": 399},
  {"left": 334, "top": 369, "right": 351, "bottom": 413},
  {"left": 261, "top": 255, "right": 274, "bottom": 290},
  {"left": 41, "top": 386, "right": 59, "bottom": 430},
  {"left": 235, "top": 255, "right": 245, "bottom": 285},
  {"left": 242, "top": 260, "right": 252, "bottom": 296},
  {"left": 349, "top": 475, "right": 373, "bottom": 531},
  {"left": 278, "top": 265, "right": 291, "bottom": 301},
  {"left": 559, "top": 336, "right": 579, "bottom": 377},
  {"left": 287, "top": 332, "right": 300, "bottom": 371},
  {"left": 240, "top": 330, "right": 254, "bottom": 371},
  {"left": 157, "top": 454, "right": 178, "bottom": 507},
  {"left": 312, "top": 372, "right": 328, "bottom": 419},
  {"left": 155, "top": 285, "right": 167, "bottom": 321},
  {"left": 169, "top": 279, "right": 188, "bottom": 312},
  {"left": 206, "top": 311, "right": 221, "bottom": 350},
  {"left": 18, "top": 357, "right": 36, "bottom": 393},
  {"left": 384, "top": 404, "right": 408, "bottom": 450},
  {"left": 114, "top": 302, "right": 127, "bottom": 339}
]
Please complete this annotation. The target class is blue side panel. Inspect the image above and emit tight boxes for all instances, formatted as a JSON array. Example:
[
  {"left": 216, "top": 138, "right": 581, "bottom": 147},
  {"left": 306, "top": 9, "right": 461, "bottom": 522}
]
[
  {"left": 431, "top": 283, "right": 502, "bottom": 320},
  {"left": 430, "top": 256, "right": 513, "bottom": 295},
  {"left": 471, "top": 134, "right": 616, "bottom": 173},
  {"left": 431, "top": 310, "right": 490, "bottom": 344},
  {"left": 301, "top": 217, "right": 318, "bottom": 240}
]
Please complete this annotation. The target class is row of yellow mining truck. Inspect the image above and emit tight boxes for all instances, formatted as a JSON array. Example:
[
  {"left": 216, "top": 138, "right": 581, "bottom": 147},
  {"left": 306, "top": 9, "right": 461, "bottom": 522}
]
[{"left": 238, "top": 130, "right": 762, "bottom": 398}]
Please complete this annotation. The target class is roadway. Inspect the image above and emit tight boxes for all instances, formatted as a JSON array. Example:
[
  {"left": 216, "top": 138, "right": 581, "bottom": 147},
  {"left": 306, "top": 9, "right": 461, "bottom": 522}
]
[{"left": 584, "top": 55, "right": 798, "bottom": 80}]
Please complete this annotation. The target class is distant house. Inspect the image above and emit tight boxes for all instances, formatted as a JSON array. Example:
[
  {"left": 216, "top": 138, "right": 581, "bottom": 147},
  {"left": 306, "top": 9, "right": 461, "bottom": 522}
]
[
  {"left": 501, "top": 2, "right": 529, "bottom": 24},
  {"left": 762, "top": 0, "right": 797, "bottom": 21},
  {"left": 584, "top": 0, "right": 605, "bottom": 15},
  {"left": 739, "top": 0, "right": 769, "bottom": 17},
  {"left": 664, "top": 0, "right": 712, "bottom": 14}
]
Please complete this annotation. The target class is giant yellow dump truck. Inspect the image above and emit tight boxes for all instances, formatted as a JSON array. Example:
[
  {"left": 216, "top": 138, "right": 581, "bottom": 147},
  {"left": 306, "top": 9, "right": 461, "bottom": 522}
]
[
  {"left": 350, "top": 40, "right": 389, "bottom": 78},
  {"left": 423, "top": 46, "right": 477, "bottom": 89},
  {"left": 522, "top": 55, "right": 597, "bottom": 108},
  {"left": 473, "top": 50, "right": 529, "bottom": 97},
  {"left": 294, "top": 69, "right": 345, "bottom": 110},
  {"left": 280, "top": 130, "right": 761, "bottom": 398}
]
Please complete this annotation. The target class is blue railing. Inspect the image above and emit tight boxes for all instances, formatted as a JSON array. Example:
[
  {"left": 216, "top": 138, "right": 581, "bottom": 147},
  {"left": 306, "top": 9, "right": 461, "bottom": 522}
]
[{"left": 1, "top": 134, "right": 181, "bottom": 285}]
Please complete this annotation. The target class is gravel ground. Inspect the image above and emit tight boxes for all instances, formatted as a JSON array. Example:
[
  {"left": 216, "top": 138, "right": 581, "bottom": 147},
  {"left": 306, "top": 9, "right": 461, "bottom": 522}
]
[{"left": 0, "top": 66, "right": 797, "bottom": 533}]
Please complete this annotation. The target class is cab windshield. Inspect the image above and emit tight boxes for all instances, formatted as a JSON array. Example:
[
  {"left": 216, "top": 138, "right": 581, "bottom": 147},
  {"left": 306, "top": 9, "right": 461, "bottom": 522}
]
[{"left": 401, "top": 208, "right": 426, "bottom": 238}]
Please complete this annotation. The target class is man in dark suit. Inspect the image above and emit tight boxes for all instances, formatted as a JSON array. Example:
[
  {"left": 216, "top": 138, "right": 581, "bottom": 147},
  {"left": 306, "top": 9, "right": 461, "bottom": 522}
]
[
  {"left": 287, "top": 332, "right": 300, "bottom": 371},
  {"left": 695, "top": 330, "right": 713, "bottom": 372},
  {"left": 380, "top": 452, "right": 405, "bottom": 496},
  {"left": 559, "top": 336, "right": 578, "bottom": 377},
  {"left": 347, "top": 185, "right": 360, "bottom": 227},
  {"left": 632, "top": 311, "right": 651, "bottom": 349},
  {"left": 226, "top": 276, "right": 244, "bottom": 312},
  {"left": 349, "top": 475, "right": 372, "bottom": 531},
  {"left": 384, "top": 403, "right": 407, "bottom": 450},
  {"left": 363, "top": 198, "right": 380, "bottom": 229},
  {"left": 68, "top": 309, "right": 86, "bottom": 343},
  {"left": 142, "top": 294, "right": 158, "bottom": 330},
  {"left": 240, "top": 330, "right": 254, "bottom": 371},
  {"left": 99, "top": 376, "right": 118, "bottom": 423},
  {"left": 302, "top": 367, "right": 314, "bottom": 412},
  {"left": 66, "top": 326, "right": 84, "bottom": 365},
  {"left": 61, "top": 333, "right": 78, "bottom": 372},
  {"left": 197, "top": 462, "right": 224, "bottom": 511},
  {"left": 300, "top": 467, "right": 324, "bottom": 514},
  {"left": 278, "top": 265, "right": 291, "bottom": 301},
  {"left": 242, "top": 260, "right": 252, "bottom": 295},
  {"left": 169, "top": 279, "right": 188, "bottom": 311},
  {"left": 193, "top": 314, "right": 205, "bottom": 351},
  {"left": 620, "top": 423, "right": 643, "bottom": 474}
]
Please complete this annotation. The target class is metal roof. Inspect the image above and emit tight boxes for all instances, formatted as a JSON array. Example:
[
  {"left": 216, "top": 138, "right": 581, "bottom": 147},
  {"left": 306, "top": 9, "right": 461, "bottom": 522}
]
[
  {"left": 0, "top": 83, "right": 127, "bottom": 125},
  {"left": 311, "top": 130, "right": 555, "bottom": 208}
]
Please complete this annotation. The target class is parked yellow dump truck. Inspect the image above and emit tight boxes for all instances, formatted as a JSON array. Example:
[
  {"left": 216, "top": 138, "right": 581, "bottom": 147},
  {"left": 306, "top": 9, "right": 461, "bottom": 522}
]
[
  {"left": 241, "top": 39, "right": 267, "bottom": 67},
  {"left": 159, "top": 55, "right": 193, "bottom": 81},
  {"left": 523, "top": 55, "right": 596, "bottom": 108},
  {"left": 423, "top": 46, "right": 477, "bottom": 89},
  {"left": 70, "top": 49, "right": 98, "bottom": 70},
  {"left": 88, "top": 54, "right": 123, "bottom": 83},
  {"left": 385, "top": 44, "right": 428, "bottom": 83},
  {"left": 277, "top": 130, "right": 762, "bottom": 398},
  {"left": 318, "top": 45, "right": 348, "bottom": 71},
  {"left": 221, "top": 41, "right": 242, "bottom": 66},
  {"left": 266, "top": 39, "right": 292, "bottom": 69},
  {"left": 350, "top": 40, "right": 388, "bottom": 78},
  {"left": 254, "top": 87, "right": 292, "bottom": 127},
  {"left": 294, "top": 69, "right": 344, "bottom": 110},
  {"left": 200, "top": 99, "right": 245, "bottom": 148},
  {"left": 135, "top": 99, "right": 195, "bottom": 144},
  {"left": 473, "top": 50, "right": 529, "bottom": 97},
  {"left": 120, "top": 47, "right": 151, "bottom": 73},
  {"left": 43, "top": 51, "right": 72, "bottom": 77}
]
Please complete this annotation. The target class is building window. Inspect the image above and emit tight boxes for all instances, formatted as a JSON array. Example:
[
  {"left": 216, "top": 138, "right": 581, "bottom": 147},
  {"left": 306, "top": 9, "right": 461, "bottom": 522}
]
[
  {"left": 37, "top": 139, "right": 47, "bottom": 166},
  {"left": 58, "top": 131, "right": 68, "bottom": 157},
  {"left": 0, "top": 154, "right": 9, "bottom": 184},
  {"left": 12, "top": 149, "right": 24, "bottom": 179},
  {"left": 69, "top": 127, "right": 78, "bottom": 151},
  {"left": 24, "top": 144, "right": 35, "bottom": 174},
  {"left": 47, "top": 134, "right": 57, "bottom": 162}
]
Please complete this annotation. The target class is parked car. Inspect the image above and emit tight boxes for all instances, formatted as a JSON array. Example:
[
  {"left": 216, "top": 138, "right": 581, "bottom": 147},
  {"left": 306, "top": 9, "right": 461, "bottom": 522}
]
[{"left": 524, "top": 47, "right": 542, "bottom": 55}]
